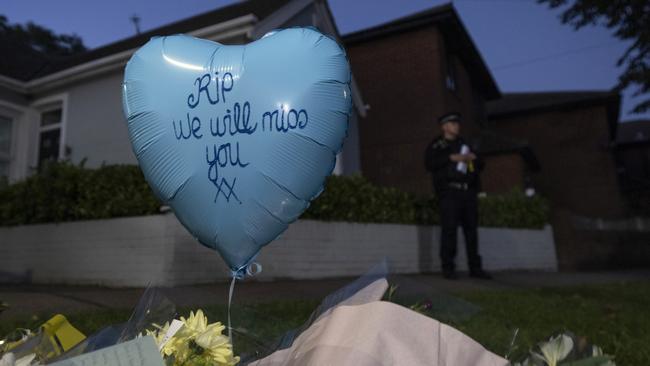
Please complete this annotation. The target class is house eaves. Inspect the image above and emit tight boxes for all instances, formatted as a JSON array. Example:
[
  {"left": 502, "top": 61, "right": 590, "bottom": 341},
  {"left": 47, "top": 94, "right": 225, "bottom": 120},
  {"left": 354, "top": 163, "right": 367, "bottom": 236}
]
[
  {"left": 0, "top": 74, "right": 27, "bottom": 94},
  {"left": 3, "top": 0, "right": 367, "bottom": 117},
  {"left": 23, "top": 14, "right": 258, "bottom": 94},
  {"left": 251, "top": 0, "right": 314, "bottom": 38}
]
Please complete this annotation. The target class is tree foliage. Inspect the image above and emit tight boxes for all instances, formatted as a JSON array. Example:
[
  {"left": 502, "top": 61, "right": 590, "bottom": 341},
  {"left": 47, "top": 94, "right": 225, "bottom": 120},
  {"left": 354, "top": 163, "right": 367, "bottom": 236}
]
[
  {"left": 538, "top": 0, "right": 650, "bottom": 113},
  {"left": 0, "top": 15, "right": 86, "bottom": 57}
]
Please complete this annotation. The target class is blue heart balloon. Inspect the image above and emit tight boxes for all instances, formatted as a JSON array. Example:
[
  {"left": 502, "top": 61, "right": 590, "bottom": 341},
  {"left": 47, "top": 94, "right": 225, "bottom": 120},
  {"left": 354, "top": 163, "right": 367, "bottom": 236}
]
[{"left": 122, "top": 28, "right": 352, "bottom": 275}]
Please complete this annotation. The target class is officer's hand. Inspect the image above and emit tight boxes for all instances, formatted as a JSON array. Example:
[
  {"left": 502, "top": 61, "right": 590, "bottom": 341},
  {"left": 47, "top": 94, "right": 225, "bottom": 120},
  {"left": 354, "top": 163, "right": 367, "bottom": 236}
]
[
  {"left": 450, "top": 154, "right": 463, "bottom": 162},
  {"left": 451, "top": 153, "right": 475, "bottom": 162}
]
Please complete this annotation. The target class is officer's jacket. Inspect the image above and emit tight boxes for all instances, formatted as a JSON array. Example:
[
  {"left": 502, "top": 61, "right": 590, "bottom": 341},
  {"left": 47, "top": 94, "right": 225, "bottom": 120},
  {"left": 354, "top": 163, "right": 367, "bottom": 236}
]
[{"left": 424, "top": 136, "right": 484, "bottom": 194}]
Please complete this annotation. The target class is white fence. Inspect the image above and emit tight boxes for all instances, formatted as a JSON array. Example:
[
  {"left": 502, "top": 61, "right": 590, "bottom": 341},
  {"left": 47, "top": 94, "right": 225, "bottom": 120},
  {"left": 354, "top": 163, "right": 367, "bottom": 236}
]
[{"left": 0, "top": 214, "right": 557, "bottom": 286}]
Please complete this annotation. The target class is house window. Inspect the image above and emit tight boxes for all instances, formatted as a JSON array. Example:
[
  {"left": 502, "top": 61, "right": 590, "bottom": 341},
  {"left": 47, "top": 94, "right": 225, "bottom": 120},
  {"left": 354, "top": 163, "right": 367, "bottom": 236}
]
[
  {"left": 38, "top": 107, "right": 63, "bottom": 167},
  {"left": 0, "top": 116, "right": 11, "bottom": 182},
  {"left": 445, "top": 53, "right": 457, "bottom": 92}
]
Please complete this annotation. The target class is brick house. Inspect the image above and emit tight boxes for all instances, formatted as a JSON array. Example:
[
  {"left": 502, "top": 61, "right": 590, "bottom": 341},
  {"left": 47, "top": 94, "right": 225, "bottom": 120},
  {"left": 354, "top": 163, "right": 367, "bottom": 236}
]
[
  {"left": 343, "top": 4, "right": 625, "bottom": 219},
  {"left": 343, "top": 5, "right": 491, "bottom": 195},
  {"left": 343, "top": 4, "right": 540, "bottom": 196},
  {"left": 343, "top": 5, "right": 648, "bottom": 269}
]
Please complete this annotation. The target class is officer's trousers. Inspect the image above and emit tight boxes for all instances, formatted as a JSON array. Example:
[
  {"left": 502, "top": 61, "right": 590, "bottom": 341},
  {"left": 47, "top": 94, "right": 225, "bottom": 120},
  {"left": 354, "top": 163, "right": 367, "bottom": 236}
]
[{"left": 439, "top": 189, "right": 482, "bottom": 273}]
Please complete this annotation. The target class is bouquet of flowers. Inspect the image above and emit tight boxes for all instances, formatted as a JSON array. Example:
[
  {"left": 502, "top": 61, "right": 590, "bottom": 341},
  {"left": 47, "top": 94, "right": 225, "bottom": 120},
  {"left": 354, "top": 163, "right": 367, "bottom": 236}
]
[{"left": 144, "top": 310, "right": 239, "bottom": 366}]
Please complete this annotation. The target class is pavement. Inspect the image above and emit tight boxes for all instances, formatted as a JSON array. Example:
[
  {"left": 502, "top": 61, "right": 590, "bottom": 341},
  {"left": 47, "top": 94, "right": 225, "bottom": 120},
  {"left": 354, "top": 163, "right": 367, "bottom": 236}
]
[{"left": 1, "top": 270, "right": 649, "bottom": 319}]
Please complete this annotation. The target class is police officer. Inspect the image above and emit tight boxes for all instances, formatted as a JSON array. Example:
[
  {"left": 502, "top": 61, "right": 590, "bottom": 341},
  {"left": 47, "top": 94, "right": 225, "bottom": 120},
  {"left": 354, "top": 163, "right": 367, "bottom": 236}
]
[{"left": 424, "top": 112, "right": 491, "bottom": 280}]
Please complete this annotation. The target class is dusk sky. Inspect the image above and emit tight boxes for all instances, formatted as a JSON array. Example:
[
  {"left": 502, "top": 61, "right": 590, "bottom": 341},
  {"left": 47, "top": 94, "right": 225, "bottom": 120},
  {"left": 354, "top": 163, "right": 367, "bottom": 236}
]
[{"left": 2, "top": 0, "right": 647, "bottom": 121}]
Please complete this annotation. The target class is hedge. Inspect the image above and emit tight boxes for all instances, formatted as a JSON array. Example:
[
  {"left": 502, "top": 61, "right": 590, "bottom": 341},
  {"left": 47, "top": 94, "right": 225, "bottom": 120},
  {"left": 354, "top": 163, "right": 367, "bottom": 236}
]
[
  {"left": 0, "top": 163, "right": 548, "bottom": 228},
  {"left": 304, "top": 175, "right": 549, "bottom": 229},
  {"left": 0, "top": 162, "right": 159, "bottom": 225}
]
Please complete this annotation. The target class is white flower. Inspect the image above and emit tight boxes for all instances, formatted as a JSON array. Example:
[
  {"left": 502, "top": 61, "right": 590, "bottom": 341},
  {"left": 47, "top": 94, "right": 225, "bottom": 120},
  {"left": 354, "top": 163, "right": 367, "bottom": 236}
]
[
  {"left": 532, "top": 334, "right": 573, "bottom": 366},
  {"left": 592, "top": 345, "right": 604, "bottom": 357}
]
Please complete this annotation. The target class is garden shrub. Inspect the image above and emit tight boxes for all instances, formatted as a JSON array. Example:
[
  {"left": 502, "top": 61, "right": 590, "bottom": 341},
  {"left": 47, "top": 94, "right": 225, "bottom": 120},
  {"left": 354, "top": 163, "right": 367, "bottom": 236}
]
[{"left": 0, "top": 164, "right": 548, "bottom": 228}]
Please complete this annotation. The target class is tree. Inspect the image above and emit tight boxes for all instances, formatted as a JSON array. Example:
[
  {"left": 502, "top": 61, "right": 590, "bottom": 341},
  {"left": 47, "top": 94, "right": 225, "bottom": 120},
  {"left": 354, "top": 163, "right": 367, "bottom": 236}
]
[
  {"left": 0, "top": 15, "right": 86, "bottom": 57},
  {"left": 538, "top": 0, "right": 650, "bottom": 113}
]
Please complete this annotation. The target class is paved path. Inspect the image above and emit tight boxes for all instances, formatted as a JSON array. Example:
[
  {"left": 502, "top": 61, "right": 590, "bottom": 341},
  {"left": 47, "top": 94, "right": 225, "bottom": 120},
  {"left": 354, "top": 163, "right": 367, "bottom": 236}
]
[{"left": 1, "top": 270, "right": 649, "bottom": 319}]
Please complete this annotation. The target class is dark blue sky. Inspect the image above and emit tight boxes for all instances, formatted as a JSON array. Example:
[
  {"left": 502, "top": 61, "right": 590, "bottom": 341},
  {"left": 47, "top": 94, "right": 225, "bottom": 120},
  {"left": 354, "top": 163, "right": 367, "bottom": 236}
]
[{"left": 2, "top": 0, "right": 646, "bottom": 121}]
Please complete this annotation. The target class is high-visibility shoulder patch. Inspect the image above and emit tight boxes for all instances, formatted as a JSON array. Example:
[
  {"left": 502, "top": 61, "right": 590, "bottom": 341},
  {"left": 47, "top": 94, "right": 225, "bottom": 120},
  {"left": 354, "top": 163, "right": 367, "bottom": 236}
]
[{"left": 433, "top": 139, "right": 447, "bottom": 149}]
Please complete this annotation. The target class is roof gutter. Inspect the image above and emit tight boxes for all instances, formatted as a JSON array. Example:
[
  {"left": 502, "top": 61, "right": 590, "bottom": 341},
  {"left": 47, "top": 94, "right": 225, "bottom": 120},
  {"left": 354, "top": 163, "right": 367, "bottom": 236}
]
[
  {"left": 0, "top": 74, "right": 27, "bottom": 94},
  {"left": 23, "top": 14, "right": 258, "bottom": 94}
]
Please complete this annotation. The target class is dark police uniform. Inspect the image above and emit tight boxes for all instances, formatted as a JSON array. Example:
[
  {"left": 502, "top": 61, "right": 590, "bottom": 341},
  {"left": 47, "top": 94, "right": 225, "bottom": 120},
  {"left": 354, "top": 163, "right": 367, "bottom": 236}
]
[{"left": 424, "top": 135, "right": 485, "bottom": 277}]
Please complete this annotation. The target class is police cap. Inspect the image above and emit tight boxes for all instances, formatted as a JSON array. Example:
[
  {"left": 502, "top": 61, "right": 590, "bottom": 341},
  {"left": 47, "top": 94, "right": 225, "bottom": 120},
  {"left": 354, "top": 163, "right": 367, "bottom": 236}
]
[{"left": 438, "top": 112, "right": 462, "bottom": 125}]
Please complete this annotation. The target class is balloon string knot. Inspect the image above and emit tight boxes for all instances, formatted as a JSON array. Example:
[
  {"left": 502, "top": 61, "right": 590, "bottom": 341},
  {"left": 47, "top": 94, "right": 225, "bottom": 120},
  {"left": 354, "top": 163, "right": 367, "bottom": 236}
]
[{"left": 231, "top": 262, "right": 262, "bottom": 280}]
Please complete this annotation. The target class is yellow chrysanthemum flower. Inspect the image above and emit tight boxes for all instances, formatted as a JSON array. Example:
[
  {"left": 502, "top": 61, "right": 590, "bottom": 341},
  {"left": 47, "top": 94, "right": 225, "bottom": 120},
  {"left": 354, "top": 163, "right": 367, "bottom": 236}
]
[
  {"left": 155, "top": 309, "right": 239, "bottom": 366},
  {"left": 195, "top": 322, "right": 239, "bottom": 366},
  {"left": 144, "top": 322, "right": 180, "bottom": 357},
  {"left": 181, "top": 310, "right": 209, "bottom": 335}
]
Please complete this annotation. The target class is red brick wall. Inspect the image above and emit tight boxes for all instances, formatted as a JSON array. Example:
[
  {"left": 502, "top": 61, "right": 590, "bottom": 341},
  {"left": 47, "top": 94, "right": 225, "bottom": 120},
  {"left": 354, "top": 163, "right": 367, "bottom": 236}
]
[
  {"left": 346, "top": 25, "right": 487, "bottom": 195},
  {"left": 443, "top": 54, "right": 485, "bottom": 137},
  {"left": 488, "top": 106, "right": 624, "bottom": 218},
  {"left": 481, "top": 154, "right": 525, "bottom": 193}
]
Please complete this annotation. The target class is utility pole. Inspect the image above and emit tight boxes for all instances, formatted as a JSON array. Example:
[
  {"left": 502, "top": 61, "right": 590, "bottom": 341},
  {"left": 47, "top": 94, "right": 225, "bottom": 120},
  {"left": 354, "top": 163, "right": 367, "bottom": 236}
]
[{"left": 130, "top": 14, "right": 141, "bottom": 35}]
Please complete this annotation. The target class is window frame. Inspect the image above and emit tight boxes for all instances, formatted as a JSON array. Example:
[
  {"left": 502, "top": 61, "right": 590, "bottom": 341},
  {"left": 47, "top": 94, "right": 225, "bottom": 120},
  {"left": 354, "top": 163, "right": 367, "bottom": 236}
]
[
  {"left": 445, "top": 51, "right": 458, "bottom": 93},
  {"left": 0, "top": 100, "right": 27, "bottom": 183},
  {"left": 0, "top": 114, "right": 13, "bottom": 182},
  {"left": 31, "top": 93, "right": 69, "bottom": 168}
]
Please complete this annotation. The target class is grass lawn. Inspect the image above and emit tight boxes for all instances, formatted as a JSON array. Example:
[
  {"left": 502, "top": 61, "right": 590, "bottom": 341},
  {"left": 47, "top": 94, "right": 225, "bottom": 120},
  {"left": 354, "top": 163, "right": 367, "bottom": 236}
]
[
  {"left": 451, "top": 282, "right": 650, "bottom": 365},
  {"left": 1, "top": 282, "right": 648, "bottom": 365}
]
